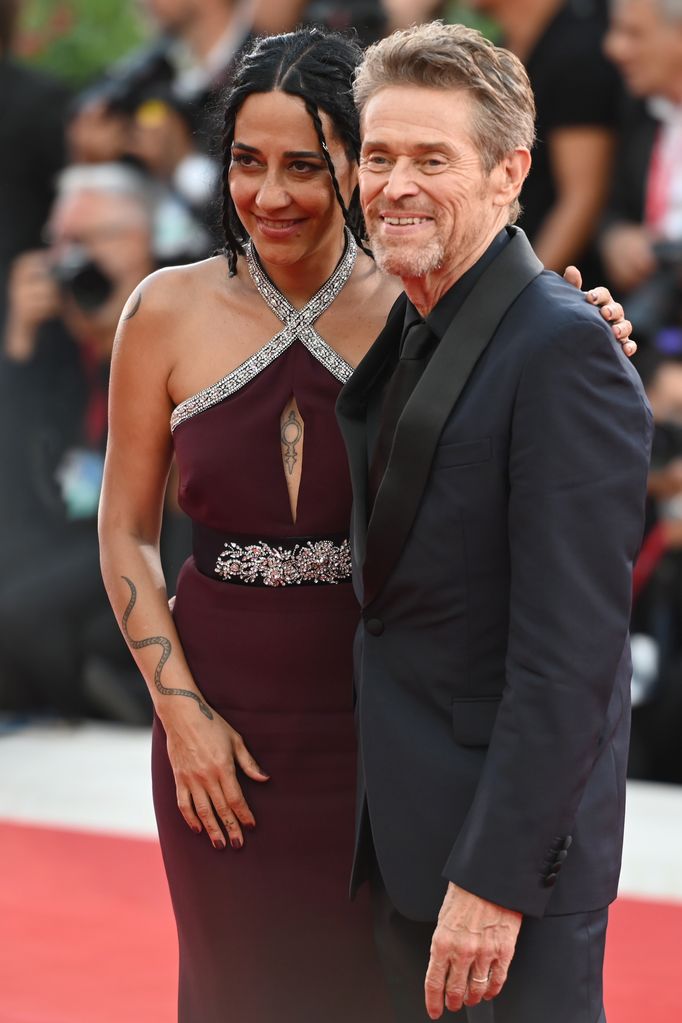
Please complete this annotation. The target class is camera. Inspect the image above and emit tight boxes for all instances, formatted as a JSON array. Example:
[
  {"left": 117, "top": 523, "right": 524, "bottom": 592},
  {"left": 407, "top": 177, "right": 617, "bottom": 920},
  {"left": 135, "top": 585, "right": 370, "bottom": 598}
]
[
  {"left": 76, "top": 42, "right": 175, "bottom": 117},
  {"left": 51, "top": 247, "right": 114, "bottom": 314}
]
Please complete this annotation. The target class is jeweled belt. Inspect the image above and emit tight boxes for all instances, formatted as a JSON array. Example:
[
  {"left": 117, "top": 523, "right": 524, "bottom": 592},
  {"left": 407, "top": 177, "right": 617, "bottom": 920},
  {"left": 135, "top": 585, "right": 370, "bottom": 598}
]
[{"left": 192, "top": 523, "right": 352, "bottom": 587}]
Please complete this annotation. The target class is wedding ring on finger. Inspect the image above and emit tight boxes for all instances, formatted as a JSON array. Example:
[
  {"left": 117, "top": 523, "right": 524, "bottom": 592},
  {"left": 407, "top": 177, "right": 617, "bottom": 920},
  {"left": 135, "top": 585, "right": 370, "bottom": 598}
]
[{"left": 469, "top": 971, "right": 492, "bottom": 985}]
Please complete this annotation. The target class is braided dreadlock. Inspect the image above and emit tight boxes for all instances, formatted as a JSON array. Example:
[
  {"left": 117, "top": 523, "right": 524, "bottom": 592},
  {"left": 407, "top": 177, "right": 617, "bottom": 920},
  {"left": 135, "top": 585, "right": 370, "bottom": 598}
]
[{"left": 218, "top": 27, "right": 372, "bottom": 276}]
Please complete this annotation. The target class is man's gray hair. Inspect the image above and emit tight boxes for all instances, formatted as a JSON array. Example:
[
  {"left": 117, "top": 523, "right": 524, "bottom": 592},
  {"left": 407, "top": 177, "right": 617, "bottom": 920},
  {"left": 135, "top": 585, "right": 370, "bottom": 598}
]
[
  {"left": 354, "top": 21, "right": 536, "bottom": 188},
  {"left": 55, "top": 163, "right": 157, "bottom": 223}
]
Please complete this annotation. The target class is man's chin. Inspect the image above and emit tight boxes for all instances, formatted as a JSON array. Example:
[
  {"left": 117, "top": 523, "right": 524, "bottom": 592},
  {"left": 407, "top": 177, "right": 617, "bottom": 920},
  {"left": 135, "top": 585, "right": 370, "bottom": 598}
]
[{"left": 372, "top": 243, "right": 443, "bottom": 280}]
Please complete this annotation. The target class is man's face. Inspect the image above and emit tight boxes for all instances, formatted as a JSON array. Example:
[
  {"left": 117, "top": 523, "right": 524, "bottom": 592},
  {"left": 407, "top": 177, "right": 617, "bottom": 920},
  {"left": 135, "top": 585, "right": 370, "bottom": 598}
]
[
  {"left": 359, "top": 86, "right": 508, "bottom": 283},
  {"left": 48, "top": 190, "right": 152, "bottom": 329},
  {"left": 647, "top": 363, "right": 682, "bottom": 423},
  {"left": 605, "top": 0, "right": 682, "bottom": 99}
]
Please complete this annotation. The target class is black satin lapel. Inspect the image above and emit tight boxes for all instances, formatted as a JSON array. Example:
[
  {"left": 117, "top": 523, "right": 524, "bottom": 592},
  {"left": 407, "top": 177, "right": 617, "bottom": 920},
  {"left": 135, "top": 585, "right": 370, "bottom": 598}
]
[
  {"left": 336, "top": 296, "right": 406, "bottom": 566},
  {"left": 363, "top": 229, "right": 543, "bottom": 606},
  {"left": 336, "top": 294, "right": 406, "bottom": 415}
]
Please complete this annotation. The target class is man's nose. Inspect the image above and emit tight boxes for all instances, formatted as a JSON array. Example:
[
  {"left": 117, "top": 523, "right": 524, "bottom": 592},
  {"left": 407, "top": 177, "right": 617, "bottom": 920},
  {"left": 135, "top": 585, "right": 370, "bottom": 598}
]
[{"left": 382, "top": 159, "right": 419, "bottom": 202}]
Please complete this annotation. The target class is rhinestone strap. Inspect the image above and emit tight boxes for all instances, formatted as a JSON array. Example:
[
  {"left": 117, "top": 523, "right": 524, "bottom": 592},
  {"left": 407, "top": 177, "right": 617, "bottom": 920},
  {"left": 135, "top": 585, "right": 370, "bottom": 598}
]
[
  {"left": 170, "top": 230, "right": 357, "bottom": 433},
  {"left": 244, "top": 228, "right": 356, "bottom": 384},
  {"left": 214, "top": 537, "right": 352, "bottom": 587}
]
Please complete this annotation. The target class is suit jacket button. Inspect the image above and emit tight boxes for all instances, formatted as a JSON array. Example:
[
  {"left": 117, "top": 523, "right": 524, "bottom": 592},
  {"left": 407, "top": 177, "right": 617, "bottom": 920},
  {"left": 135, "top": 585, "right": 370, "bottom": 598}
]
[
  {"left": 366, "top": 618, "right": 385, "bottom": 636},
  {"left": 555, "top": 850, "right": 568, "bottom": 864},
  {"left": 544, "top": 872, "right": 559, "bottom": 887}
]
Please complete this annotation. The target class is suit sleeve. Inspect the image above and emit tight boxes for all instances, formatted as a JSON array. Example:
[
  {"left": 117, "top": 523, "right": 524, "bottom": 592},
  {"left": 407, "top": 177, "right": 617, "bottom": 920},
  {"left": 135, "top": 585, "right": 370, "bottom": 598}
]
[{"left": 442, "top": 314, "right": 652, "bottom": 917}]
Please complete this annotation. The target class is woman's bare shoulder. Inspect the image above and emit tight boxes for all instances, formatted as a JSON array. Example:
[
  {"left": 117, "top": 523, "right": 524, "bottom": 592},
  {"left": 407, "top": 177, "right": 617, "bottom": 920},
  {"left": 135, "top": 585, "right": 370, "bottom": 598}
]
[
  {"left": 125, "top": 256, "right": 231, "bottom": 319},
  {"left": 115, "top": 256, "right": 239, "bottom": 362}
]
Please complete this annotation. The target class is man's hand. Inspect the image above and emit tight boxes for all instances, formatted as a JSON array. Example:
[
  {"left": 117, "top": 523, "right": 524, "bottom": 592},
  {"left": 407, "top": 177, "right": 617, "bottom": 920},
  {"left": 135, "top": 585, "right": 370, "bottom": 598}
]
[
  {"left": 5, "top": 251, "right": 61, "bottom": 361},
  {"left": 424, "top": 883, "right": 522, "bottom": 1019},
  {"left": 563, "top": 265, "right": 636, "bottom": 357}
]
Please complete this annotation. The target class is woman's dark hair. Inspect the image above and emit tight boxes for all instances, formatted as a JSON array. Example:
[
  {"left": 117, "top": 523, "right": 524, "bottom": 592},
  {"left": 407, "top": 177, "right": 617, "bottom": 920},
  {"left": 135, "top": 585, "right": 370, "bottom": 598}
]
[{"left": 219, "top": 27, "right": 370, "bottom": 275}]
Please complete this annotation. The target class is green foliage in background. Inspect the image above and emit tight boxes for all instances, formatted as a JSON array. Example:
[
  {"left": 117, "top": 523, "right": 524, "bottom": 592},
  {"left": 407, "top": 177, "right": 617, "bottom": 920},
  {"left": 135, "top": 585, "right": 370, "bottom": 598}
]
[
  {"left": 18, "top": 0, "right": 148, "bottom": 86},
  {"left": 15, "top": 0, "right": 502, "bottom": 88},
  {"left": 442, "top": 1, "right": 502, "bottom": 43}
]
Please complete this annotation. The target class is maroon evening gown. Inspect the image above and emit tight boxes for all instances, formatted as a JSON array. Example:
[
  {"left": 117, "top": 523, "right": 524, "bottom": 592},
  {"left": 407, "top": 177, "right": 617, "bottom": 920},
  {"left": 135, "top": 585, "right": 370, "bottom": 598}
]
[{"left": 152, "top": 238, "right": 392, "bottom": 1022}]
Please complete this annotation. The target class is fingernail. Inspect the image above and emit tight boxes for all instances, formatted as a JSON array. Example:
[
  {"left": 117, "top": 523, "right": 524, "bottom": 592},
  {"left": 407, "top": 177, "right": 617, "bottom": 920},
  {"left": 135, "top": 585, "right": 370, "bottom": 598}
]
[
  {"left": 213, "top": 839, "right": 226, "bottom": 850},
  {"left": 244, "top": 822, "right": 256, "bottom": 831},
  {"left": 589, "top": 290, "right": 598, "bottom": 301},
  {"left": 230, "top": 838, "right": 243, "bottom": 850},
  {"left": 192, "top": 825, "right": 202, "bottom": 834},
  {"left": 615, "top": 324, "right": 622, "bottom": 337}
]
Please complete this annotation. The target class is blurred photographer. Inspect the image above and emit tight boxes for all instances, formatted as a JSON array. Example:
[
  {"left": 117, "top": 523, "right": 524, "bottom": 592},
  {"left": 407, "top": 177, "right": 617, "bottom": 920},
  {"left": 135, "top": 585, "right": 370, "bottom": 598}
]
[
  {"left": 601, "top": 0, "right": 682, "bottom": 343},
  {"left": 68, "top": 0, "right": 255, "bottom": 166},
  {"left": 0, "top": 163, "right": 183, "bottom": 723},
  {"left": 5, "top": 163, "right": 155, "bottom": 366}
]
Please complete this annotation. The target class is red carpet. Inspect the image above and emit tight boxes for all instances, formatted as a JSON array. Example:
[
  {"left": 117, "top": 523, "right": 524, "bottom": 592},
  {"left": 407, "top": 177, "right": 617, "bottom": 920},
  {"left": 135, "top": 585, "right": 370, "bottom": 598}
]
[
  {"left": 0, "top": 820, "right": 680, "bottom": 1022},
  {"left": 604, "top": 896, "right": 682, "bottom": 1021},
  {"left": 0, "top": 822, "right": 176, "bottom": 1023}
]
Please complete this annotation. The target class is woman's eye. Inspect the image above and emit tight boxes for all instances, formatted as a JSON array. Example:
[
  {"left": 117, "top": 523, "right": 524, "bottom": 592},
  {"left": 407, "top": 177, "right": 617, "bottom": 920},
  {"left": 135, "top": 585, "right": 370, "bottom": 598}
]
[
  {"left": 290, "top": 161, "right": 319, "bottom": 173},
  {"left": 232, "top": 154, "right": 260, "bottom": 168}
]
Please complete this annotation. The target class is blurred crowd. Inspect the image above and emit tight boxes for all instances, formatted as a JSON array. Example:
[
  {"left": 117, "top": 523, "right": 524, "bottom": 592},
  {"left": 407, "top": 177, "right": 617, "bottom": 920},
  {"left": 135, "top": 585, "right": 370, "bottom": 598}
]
[{"left": 1, "top": 0, "right": 681, "bottom": 780}]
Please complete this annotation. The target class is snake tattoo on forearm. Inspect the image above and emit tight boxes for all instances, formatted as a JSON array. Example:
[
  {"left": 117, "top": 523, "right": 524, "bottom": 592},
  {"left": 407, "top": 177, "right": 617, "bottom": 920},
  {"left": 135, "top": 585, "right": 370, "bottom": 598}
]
[{"left": 120, "top": 576, "right": 213, "bottom": 719}]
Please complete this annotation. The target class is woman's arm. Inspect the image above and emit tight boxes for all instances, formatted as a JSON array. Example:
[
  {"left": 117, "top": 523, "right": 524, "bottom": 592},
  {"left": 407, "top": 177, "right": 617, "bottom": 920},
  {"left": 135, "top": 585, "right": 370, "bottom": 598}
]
[{"left": 99, "top": 274, "right": 268, "bottom": 850}]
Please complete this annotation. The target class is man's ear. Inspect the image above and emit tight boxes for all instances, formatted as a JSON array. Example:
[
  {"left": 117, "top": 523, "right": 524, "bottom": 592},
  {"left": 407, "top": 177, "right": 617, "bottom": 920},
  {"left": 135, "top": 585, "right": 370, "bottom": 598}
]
[{"left": 493, "top": 148, "right": 532, "bottom": 208}]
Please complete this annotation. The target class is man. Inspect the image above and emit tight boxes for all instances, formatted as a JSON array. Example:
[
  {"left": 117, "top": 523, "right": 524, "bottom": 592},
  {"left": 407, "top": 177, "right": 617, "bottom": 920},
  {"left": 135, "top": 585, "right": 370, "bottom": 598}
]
[
  {"left": 336, "top": 22, "right": 652, "bottom": 1022},
  {"left": 69, "top": 0, "right": 254, "bottom": 164},
  {"left": 463, "top": 0, "right": 620, "bottom": 277},
  {"left": 0, "top": 0, "right": 70, "bottom": 330},
  {"left": 0, "top": 164, "right": 184, "bottom": 722},
  {"left": 600, "top": 0, "right": 682, "bottom": 302}
]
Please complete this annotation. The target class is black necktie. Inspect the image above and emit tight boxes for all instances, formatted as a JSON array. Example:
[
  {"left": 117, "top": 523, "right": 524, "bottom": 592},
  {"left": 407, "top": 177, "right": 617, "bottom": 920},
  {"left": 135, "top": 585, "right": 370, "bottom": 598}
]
[{"left": 369, "top": 320, "right": 434, "bottom": 505}]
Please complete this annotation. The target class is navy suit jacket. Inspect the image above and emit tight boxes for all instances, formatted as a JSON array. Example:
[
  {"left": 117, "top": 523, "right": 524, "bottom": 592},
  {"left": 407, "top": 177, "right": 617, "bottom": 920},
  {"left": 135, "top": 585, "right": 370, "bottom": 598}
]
[{"left": 336, "top": 229, "right": 652, "bottom": 921}]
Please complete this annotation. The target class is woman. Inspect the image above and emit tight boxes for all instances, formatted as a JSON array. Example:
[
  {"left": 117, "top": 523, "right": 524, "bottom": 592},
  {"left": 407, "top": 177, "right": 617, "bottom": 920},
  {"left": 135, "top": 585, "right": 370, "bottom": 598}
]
[{"left": 98, "top": 28, "right": 634, "bottom": 1023}]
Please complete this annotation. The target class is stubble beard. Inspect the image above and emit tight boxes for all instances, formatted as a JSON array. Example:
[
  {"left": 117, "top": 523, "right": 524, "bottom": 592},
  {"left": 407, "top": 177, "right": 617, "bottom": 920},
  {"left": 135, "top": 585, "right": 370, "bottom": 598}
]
[{"left": 368, "top": 229, "right": 446, "bottom": 279}]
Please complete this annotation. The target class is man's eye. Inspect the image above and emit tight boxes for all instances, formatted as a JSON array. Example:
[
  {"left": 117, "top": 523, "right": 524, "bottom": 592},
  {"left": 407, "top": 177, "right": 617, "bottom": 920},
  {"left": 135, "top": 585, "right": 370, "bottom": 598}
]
[{"left": 367, "top": 155, "right": 388, "bottom": 166}]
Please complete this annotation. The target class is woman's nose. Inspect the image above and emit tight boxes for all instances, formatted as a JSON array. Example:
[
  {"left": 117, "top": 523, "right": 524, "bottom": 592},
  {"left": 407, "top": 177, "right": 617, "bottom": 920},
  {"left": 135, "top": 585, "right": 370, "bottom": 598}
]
[{"left": 255, "top": 175, "right": 291, "bottom": 211}]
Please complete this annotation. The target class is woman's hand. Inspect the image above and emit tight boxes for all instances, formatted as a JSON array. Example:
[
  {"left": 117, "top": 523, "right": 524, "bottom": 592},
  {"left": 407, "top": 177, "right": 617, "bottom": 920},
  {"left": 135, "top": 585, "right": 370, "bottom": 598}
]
[
  {"left": 563, "top": 265, "right": 636, "bottom": 357},
  {"left": 164, "top": 706, "right": 270, "bottom": 849}
]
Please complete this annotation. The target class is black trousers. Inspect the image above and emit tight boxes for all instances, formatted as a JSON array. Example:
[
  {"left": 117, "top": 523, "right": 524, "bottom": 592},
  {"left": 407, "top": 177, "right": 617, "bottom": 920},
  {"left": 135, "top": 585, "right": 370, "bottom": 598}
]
[{"left": 369, "top": 856, "right": 608, "bottom": 1023}]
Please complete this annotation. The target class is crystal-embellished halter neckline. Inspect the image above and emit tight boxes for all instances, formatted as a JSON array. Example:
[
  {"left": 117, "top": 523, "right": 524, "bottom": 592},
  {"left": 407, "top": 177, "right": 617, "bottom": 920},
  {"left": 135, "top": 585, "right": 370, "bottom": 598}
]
[{"left": 170, "top": 228, "right": 357, "bottom": 432}]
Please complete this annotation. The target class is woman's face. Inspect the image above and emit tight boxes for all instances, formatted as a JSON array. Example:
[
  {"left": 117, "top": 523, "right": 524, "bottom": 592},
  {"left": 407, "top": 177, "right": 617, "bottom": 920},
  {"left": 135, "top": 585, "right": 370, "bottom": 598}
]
[{"left": 229, "top": 90, "right": 357, "bottom": 269}]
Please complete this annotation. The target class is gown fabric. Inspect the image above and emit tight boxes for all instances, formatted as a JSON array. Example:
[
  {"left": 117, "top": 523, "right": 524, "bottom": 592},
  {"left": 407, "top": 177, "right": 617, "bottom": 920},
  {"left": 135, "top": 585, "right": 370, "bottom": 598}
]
[{"left": 152, "top": 337, "right": 393, "bottom": 1022}]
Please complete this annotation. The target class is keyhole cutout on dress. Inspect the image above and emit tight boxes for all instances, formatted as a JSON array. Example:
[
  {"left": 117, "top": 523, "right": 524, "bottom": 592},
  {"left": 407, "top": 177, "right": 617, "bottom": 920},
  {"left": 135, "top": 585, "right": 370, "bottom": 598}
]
[{"left": 280, "top": 396, "right": 305, "bottom": 523}]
